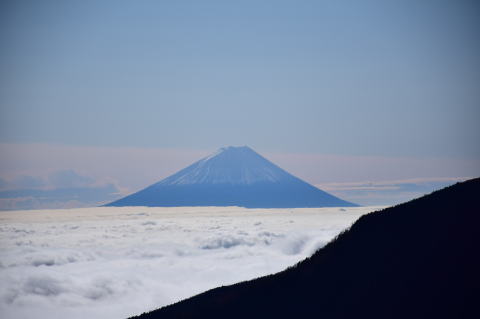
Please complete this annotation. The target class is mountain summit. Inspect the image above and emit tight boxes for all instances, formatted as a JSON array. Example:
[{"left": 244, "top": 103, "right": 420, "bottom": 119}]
[{"left": 106, "top": 146, "right": 356, "bottom": 208}]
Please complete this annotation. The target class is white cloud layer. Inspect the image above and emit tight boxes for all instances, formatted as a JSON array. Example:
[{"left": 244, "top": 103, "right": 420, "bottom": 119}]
[{"left": 0, "top": 206, "right": 378, "bottom": 319}]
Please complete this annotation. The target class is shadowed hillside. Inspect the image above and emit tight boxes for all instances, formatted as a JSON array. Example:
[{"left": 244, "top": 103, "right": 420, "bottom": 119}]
[{"left": 130, "top": 178, "right": 480, "bottom": 319}]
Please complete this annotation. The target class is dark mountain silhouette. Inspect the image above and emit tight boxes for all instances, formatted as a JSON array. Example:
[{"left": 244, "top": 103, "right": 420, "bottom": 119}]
[
  {"left": 106, "top": 146, "right": 356, "bottom": 208},
  {"left": 130, "top": 178, "right": 480, "bottom": 319}
]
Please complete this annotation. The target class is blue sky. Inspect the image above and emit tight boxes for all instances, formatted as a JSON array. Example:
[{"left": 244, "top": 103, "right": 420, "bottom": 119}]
[{"left": 1, "top": 0, "right": 479, "bottom": 208}]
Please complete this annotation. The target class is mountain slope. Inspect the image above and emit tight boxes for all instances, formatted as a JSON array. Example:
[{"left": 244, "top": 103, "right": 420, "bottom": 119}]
[
  {"left": 131, "top": 178, "right": 480, "bottom": 319},
  {"left": 107, "top": 146, "right": 356, "bottom": 208}
]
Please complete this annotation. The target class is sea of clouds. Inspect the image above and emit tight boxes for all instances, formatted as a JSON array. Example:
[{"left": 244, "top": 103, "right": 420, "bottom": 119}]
[{"left": 0, "top": 206, "right": 378, "bottom": 319}]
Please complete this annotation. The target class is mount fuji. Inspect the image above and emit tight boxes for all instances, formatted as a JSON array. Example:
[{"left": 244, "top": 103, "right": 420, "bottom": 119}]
[{"left": 106, "top": 146, "right": 357, "bottom": 208}]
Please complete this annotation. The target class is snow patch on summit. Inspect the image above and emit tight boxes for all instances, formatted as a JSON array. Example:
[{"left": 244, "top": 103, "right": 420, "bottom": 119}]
[{"left": 156, "top": 146, "right": 295, "bottom": 186}]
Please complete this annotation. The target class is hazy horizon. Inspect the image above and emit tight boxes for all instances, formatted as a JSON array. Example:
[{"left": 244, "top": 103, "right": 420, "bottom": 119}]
[{"left": 1, "top": 0, "right": 479, "bottom": 208}]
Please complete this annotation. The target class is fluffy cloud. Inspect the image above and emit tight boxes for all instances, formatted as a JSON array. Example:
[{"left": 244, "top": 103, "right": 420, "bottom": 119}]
[
  {"left": 0, "top": 170, "right": 121, "bottom": 210},
  {"left": 48, "top": 170, "right": 95, "bottom": 189},
  {"left": 0, "top": 206, "right": 377, "bottom": 319},
  {"left": 317, "top": 177, "right": 469, "bottom": 205},
  {"left": 10, "top": 176, "right": 46, "bottom": 190}
]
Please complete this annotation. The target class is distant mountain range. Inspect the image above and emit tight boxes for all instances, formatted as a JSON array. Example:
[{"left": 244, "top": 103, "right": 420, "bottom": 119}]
[
  {"left": 130, "top": 178, "right": 480, "bottom": 319},
  {"left": 106, "top": 146, "right": 356, "bottom": 208}
]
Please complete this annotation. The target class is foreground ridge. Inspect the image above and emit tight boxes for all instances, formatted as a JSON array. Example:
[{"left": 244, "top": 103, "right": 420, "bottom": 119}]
[{"left": 131, "top": 178, "right": 480, "bottom": 319}]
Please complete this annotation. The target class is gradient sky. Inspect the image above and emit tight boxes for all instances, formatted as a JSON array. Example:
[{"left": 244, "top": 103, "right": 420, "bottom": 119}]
[
  {"left": 2, "top": 0, "right": 479, "bottom": 156},
  {"left": 1, "top": 0, "right": 479, "bottom": 207}
]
